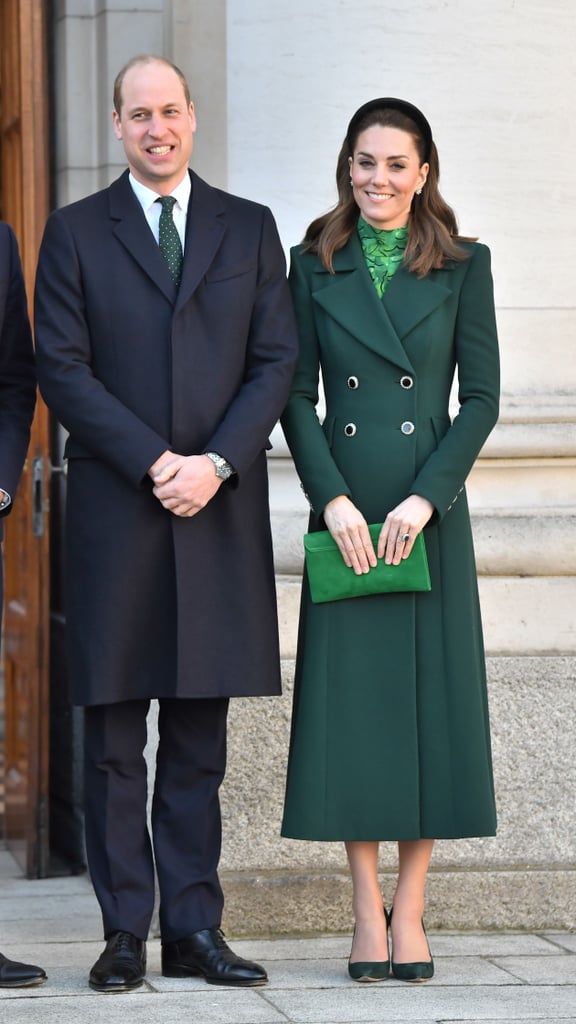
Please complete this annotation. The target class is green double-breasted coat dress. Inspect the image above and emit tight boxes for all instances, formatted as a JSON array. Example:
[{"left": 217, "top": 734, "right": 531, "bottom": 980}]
[{"left": 281, "top": 232, "right": 500, "bottom": 841}]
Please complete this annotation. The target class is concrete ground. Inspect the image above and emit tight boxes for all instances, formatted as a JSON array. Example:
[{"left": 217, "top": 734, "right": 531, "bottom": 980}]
[{"left": 1, "top": 848, "right": 575, "bottom": 1024}]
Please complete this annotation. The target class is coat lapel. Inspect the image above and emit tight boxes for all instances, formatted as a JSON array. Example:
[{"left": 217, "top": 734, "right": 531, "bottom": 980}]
[
  {"left": 175, "top": 172, "right": 226, "bottom": 313},
  {"left": 311, "top": 233, "right": 451, "bottom": 372},
  {"left": 108, "top": 171, "right": 177, "bottom": 304},
  {"left": 383, "top": 263, "right": 452, "bottom": 341},
  {"left": 107, "top": 170, "right": 227, "bottom": 310}
]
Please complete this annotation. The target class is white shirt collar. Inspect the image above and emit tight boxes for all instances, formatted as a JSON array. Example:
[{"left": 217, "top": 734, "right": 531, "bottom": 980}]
[{"left": 128, "top": 171, "right": 192, "bottom": 215}]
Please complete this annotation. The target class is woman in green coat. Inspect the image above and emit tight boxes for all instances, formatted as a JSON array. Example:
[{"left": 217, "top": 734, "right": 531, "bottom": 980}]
[{"left": 281, "top": 98, "right": 500, "bottom": 983}]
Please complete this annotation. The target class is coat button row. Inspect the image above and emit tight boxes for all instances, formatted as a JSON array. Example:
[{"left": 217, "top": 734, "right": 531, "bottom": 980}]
[
  {"left": 346, "top": 375, "right": 414, "bottom": 390},
  {"left": 343, "top": 422, "right": 415, "bottom": 437}
]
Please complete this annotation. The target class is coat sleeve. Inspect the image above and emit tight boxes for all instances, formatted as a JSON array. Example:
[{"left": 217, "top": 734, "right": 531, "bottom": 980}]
[
  {"left": 199, "top": 207, "right": 299, "bottom": 479},
  {"left": 0, "top": 225, "right": 36, "bottom": 514},
  {"left": 34, "top": 210, "right": 170, "bottom": 487},
  {"left": 409, "top": 243, "right": 500, "bottom": 520},
  {"left": 280, "top": 248, "right": 352, "bottom": 514}
]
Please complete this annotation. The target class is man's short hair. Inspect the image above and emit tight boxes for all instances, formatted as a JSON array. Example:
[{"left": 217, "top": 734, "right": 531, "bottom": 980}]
[{"left": 113, "top": 55, "right": 191, "bottom": 114}]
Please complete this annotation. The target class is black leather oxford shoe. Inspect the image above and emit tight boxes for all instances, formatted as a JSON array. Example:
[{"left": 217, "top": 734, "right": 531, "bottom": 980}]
[
  {"left": 0, "top": 953, "right": 47, "bottom": 988},
  {"left": 88, "top": 931, "right": 146, "bottom": 992},
  {"left": 161, "top": 928, "right": 268, "bottom": 986}
]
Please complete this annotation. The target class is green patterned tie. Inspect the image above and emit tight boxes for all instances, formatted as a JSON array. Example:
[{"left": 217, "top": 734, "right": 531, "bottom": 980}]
[{"left": 157, "top": 196, "right": 183, "bottom": 285}]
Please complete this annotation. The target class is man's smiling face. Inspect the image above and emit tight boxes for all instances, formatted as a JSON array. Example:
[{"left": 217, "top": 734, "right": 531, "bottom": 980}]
[{"left": 113, "top": 59, "right": 196, "bottom": 194}]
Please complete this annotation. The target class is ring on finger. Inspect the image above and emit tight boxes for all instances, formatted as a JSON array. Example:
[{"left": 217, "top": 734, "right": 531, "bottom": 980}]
[{"left": 399, "top": 532, "right": 411, "bottom": 543}]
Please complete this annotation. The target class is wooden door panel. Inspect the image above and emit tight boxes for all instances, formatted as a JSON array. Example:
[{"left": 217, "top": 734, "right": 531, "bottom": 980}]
[{"left": 1, "top": 0, "right": 51, "bottom": 876}]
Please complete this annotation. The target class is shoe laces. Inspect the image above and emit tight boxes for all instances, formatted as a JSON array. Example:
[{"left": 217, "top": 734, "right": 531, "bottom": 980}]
[{"left": 113, "top": 931, "right": 137, "bottom": 956}]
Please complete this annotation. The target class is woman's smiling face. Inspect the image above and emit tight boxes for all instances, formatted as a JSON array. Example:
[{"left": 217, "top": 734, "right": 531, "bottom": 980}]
[{"left": 349, "top": 124, "right": 428, "bottom": 230}]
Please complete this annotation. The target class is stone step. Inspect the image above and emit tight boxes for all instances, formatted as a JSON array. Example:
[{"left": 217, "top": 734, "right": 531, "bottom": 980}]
[
  {"left": 276, "top": 567, "right": 576, "bottom": 659},
  {"left": 271, "top": 502, "right": 576, "bottom": 577},
  {"left": 217, "top": 867, "right": 576, "bottom": 936}
]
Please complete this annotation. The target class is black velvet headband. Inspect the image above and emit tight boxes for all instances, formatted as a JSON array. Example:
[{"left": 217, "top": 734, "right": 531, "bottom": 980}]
[{"left": 346, "top": 97, "right": 433, "bottom": 163}]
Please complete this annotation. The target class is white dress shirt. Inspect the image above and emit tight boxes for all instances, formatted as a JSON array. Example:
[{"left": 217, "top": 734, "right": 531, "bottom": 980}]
[{"left": 128, "top": 172, "right": 191, "bottom": 251}]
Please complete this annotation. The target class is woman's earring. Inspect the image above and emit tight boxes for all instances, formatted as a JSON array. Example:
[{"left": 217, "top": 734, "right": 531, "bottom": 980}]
[
  {"left": 416, "top": 188, "right": 423, "bottom": 195},
  {"left": 349, "top": 178, "right": 353, "bottom": 187}
]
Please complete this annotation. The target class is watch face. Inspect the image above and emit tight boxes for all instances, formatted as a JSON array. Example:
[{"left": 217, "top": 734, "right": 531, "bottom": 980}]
[{"left": 205, "top": 451, "right": 233, "bottom": 479}]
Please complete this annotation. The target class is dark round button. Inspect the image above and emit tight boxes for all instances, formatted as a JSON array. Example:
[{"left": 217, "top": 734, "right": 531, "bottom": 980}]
[
  {"left": 400, "top": 375, "right": 414, "bottom": 389},
  {"left": 400, "top": 421, "right": 415, "bottom": 435},
  {"left": 344, "top": 423, "right": 357, "bottom": 437},
  {"left": 347, "top": 376, "right": 359, "bottom": 389}
]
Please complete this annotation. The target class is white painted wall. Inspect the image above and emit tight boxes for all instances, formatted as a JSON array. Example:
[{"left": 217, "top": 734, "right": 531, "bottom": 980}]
[
  {"left": 226, "top": 0, "right": 576, "bottom": 297},
  {"left": 225, "top": 0, "right": 576, "bottom": 425}
]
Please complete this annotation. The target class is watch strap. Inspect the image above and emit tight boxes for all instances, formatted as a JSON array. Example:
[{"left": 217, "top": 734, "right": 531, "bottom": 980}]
[{"left": 204, "top": 451, "right": 234, "bottom": 480}]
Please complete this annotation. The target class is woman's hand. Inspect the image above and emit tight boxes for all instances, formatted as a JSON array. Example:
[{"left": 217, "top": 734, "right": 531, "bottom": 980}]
[
  {"left": 378, "top": 494, "right": 434, "bottom": 565},
  {"left": 323, "top": 496, "right": 378, "bottom": 575}
]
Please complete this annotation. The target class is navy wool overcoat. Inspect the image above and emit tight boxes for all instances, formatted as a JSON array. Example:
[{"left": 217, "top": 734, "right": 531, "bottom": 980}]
[{"left": 35, "top": 171, "right": 298, "bottom": 706}]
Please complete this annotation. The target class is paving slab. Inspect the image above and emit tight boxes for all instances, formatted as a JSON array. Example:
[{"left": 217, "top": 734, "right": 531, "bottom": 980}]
[
  {"left": 0, "top": 875, "right": 92, "bottom": 897},
  {"left": 0, "top": 990, "right": 286, "bottom": 1024},
  {"left": 0, "top": 948, "right": 524, "bottom": 993},
  {"left": 232, "top": 935, "right": 351, "bottom": 960},
  {"left": 1, "top": 914, "right": 102, "bottom": 943},
  {"left": 0, "top": 856, "right": 91, "bottom": 894},
  {"left": 0, "top": 954, "right": 528, "bottom": 995},
  {"left": 489, "top": 953, "right": 576, "bottom": 984},
  {"left": 389, "top": 958, "right": 520, "bottom": 987},
  {"left": 413, "top": 931, "right": 567, "bottom": 957},
  {"left": 0, "top": 893, "right": 100, "bottom": 923},
  {"left": 265, "top": 984, "right": 576, "bottom": 1022},
  {"left": 221, "top": 931, "right": 565, "bottom": 961},
  {"left": 0, "top": 941, "right": 104, "bottom": 968},
  {"left": 244, "top": 957, "right": 520, "bottom": 989},
  {"left": 543, "top": 932, "right": 576, "bottom": 954}
]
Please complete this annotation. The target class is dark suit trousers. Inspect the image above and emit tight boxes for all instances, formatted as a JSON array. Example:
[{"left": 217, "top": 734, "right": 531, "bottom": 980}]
[{"left": 83, "top": 696, "right": 229, "bottom": 942}]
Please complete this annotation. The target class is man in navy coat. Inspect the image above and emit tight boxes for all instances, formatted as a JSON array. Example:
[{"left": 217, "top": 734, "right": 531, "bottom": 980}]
[
  {"left": 0, "top": 221, "right": 45, "bottom": 988},
  {"left": 34, "top": 56, "right": 297, "bottom": 992}
]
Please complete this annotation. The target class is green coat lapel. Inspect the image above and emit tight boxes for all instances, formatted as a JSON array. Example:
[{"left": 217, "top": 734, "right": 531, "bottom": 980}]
[
  {"left": 311, "top": 233, "right": 451, "bottom": 372},
  {"left": 383, "top": 262, "right": 452, "bottom": 340}
]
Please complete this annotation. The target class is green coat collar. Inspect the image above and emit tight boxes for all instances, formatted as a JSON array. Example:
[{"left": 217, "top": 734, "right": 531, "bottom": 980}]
[{"left": 311, "top": 233, "right": 452, "bottom": 371}]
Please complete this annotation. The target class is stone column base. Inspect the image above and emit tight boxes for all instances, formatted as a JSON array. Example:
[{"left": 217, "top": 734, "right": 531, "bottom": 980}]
[{"left": 218, "top": 868, "right": 576, "bottom": 937}]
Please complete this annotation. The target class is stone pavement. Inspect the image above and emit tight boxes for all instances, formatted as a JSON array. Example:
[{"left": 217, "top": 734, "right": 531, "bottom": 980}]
[{"left": 1, "top": 849, "right": 575, "bottom": 1023}]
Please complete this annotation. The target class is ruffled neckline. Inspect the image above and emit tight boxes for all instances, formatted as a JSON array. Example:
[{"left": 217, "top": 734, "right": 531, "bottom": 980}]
[{"left": 357, "top": 217, "right": 408, "bottom": 297}]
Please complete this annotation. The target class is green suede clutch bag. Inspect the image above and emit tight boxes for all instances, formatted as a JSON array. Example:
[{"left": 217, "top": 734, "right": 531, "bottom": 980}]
[{"left": 303, "top": 524, "right": 431, "bottom": 604}]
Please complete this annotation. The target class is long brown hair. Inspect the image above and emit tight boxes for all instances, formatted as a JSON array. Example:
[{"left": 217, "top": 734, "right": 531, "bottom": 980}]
[{"left": 303, "top": 103, "right": 473, "bottom": 276}]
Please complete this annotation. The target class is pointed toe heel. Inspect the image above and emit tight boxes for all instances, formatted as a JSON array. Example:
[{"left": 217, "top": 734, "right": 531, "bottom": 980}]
[
  {"left": 391, "top": 957, "right": 434, "bottom": 982},
  {"left": 390, "top": 912, "right": 434, "bottom": 983},
  {"left": 347, "top": 906, "right": 390, "bottom": 982},
  {"left": 348, "top": 958, "right": 390, "bottom": 982}
]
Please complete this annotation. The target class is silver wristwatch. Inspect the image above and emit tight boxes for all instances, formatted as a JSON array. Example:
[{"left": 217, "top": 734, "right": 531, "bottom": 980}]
[{"left": 204, "top": 451, "right": 234, "bottom": 480}]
